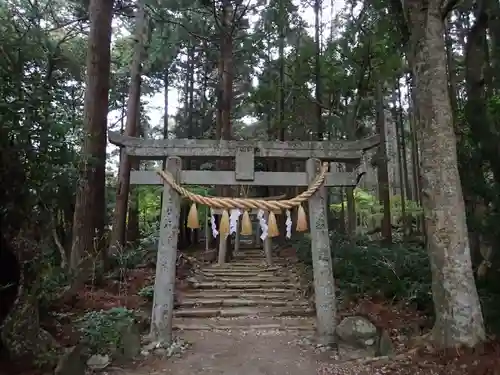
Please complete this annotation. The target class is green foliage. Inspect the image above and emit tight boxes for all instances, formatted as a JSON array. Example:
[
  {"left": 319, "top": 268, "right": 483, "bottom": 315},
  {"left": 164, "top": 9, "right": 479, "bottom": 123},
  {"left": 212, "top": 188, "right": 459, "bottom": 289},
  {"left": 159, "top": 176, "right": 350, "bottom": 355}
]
[
  {"left": 138, "top": 284, "right": 154, "bottom": 300},
  {"left": 135, "top": 185, "right": 215, "bottom": 235},
  {"left": 35, "top": 243, "right": 70, "bottom": 310},
  {"left": 293, "top": 233, "right": 433, "bottom": 311},
  {"left": 330, "top": 188, "right": 423, "bottom": 224},
  {"left": 38, "top": 265, "right": 69, "bottom": 308},
  {"left": 108, "top": 243, "right": 153, "bottom": 271},
  {"left": 294, "top": 233, "right": 500, "bottom": 333},
  {"left": 139, "top": 221, "right": 160, "bottom": 245},
  {"left": 137, "top": 186, "right": 162, "bottom": 235},
  {"left": 76, "top": 307, "right": 136, "bottom": 355}
]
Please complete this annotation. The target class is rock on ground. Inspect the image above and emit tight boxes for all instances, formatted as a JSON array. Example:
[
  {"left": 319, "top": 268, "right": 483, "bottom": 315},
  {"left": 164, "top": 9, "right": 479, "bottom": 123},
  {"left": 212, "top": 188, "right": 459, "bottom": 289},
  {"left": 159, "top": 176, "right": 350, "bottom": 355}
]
[{"left": 336, "top": 315, "right": 378, "bottom": 347}]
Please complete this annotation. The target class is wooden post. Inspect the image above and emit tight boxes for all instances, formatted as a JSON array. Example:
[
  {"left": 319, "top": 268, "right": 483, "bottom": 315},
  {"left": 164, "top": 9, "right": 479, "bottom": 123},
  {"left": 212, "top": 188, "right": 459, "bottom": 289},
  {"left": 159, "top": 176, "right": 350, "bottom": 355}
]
[
  {"left": 264, "top": 237, "right": 272, "bottom": 264},
  {"left": 306, "top": 158, "right": 337, "bottom": 346},
  {"left": 254, "top": 219, "right": 261, "bottom": 249},
  {"left": 150, "top": 156, "right": 181, "bottom": 346},
  {"left": 218, "top": 234, "right": 228, "bottom": 265},
  {"left": 263, "top": 212, "right": 273, "bottom": 265}
]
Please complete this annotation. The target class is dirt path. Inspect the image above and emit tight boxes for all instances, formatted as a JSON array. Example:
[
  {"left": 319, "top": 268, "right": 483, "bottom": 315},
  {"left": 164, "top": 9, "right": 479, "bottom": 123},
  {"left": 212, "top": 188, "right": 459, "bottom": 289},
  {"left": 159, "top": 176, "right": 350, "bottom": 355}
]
[
  {"left": 102, "top": 247, "right": 499, "bottom": 375},
  {"left": 115, "top": 248, "right": 340, "bottom": 374},
  {"left": 110, "top": 249, "right": 373, "bottom": 375},
  {"left": 116, "top": 329, "right": 338, "bottom": 375}
]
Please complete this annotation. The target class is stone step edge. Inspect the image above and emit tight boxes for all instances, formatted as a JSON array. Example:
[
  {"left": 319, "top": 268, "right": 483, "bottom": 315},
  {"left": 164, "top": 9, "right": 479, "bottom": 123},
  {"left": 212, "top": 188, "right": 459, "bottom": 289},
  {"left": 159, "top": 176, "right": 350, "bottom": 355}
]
[
  {"left": 192, "top": 282, "right": 299, "bottom": 289},
  {"left": 176, "top": 298, "right": 310, "bottom": 308},
  {"left": 180, "top": 292, "right": 299, "bottom": 299},
  {"left": 173, "top": 323, "right": 315, "bottom": 331},
  {"left": 173, "top": 307, "right": 315, "bottom": 318}
]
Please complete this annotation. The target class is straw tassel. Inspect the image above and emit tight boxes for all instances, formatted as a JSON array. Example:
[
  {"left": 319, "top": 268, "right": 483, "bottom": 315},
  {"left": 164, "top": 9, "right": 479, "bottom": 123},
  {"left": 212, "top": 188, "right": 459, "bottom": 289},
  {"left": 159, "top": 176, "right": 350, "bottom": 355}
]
[
  {"left": 219, "top": 210, "right": 230, "bottom": 236},
  {"left": 187, "top": 203, "right": 199, "bottom": 229},
  {"left": 241, "top": 210, "right": 252, "bottom": 235},
  {"left": 267, "top": 211, "right": 279, "bottom": 237},
  {"left": 296, "top": 205, "right": 308, "bottom": 232}
]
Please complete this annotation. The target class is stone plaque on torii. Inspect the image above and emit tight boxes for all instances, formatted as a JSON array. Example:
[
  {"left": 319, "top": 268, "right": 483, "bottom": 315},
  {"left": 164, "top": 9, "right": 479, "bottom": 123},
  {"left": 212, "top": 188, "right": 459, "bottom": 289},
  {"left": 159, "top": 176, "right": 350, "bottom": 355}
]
[{"left": 108, "top": 131, "right": 380, "bottom": 347}]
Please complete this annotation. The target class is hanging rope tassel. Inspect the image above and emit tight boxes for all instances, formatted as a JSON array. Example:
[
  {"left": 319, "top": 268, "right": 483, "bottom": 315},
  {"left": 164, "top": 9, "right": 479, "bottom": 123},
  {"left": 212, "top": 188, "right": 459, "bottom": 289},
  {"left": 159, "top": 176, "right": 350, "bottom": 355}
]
[
  {"left": 187, "top": 203, "right": 199, "bottom": 229},
  {"left": 296, "top": 205, "right": 308, "bottom": 232},
  {"left": 241, "top": 210, "right": 252, "bottom": 235},
  {"left": 219, "top": 210, "right": 230, "bottom": 236},
  {"left": 267, "top": 211, "right": 279, "bottom": 237}
]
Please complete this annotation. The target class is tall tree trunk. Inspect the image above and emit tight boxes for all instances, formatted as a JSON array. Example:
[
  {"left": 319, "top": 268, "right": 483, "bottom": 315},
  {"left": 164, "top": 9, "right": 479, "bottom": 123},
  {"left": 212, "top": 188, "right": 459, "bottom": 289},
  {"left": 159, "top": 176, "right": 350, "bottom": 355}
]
[
  {"left": 109, "top": 1, "right": 147, "bottom": 253},
  {"left": 278, "top": 0, "right": 286, "bottom": 141},
  {"left": 163, "top": 69, "right": 169, "bottom": 141},
  {"left": 314, "top": 0, "right": 323, "bottom": 140},
  {"left": 343, "top": 52, "right": 370, "bottom": 238},
  {"left": 126, "top": 109, "right": 142, "bottom": 244},
  {"left": 406, "top": 74, "right": 422, "bottom": 207},
  {"left": 187, "top": 45, "right": 195, "bottom": 138},
  {"left": 186, "top": 45, "right": 197, "bottom": 244},
  {"left": 215, "top": 0, "right": 234, "bottom": 262},
  {"left": 402, "top": 0, "right": 485, "bottom": 347},
  {"left": 393, "top": 81, "right": 408, "bottom": 234},
  {"left": 274, "top": 1, "right": 287, "bottom": 242},
  {"left": 70, "top": 0, "right": 115, "bottom": 273},
  {"left": 220, "top": 1, "right": 233, "bottom": 141},
  {"left": 396, "top": 80, "right": 412, "bottom": 201},
  {"left": 159, "top": 67, "right": 170, "bottom": 215},
  {"left": 126, "top": 161, "right": 140, "bottom": 243},
  {"left": 375, "top": 80, "right": 392, "bottom": 244},
  {"left": 462, "top": 4, "right": 496, "bottom": 266}
]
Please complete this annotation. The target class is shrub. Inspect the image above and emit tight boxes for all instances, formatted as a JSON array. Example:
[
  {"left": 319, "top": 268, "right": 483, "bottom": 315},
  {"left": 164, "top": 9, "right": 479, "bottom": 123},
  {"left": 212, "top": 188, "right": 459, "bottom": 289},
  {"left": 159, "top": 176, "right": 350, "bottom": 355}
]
[
  {"left": 293, "top": 232, "right": 433, "bottom": 311},
  {"left": 37, "top": 243, "right": 71, "bottom": 310},
  {"left": 294, "top": 232, "right": 500, "bottom": 333},
  {"left": 138, "top": 284, "right": 154, "bottom": 300},
  {"left": 76, "top": 307, "right": 136, "bottom": 355}
]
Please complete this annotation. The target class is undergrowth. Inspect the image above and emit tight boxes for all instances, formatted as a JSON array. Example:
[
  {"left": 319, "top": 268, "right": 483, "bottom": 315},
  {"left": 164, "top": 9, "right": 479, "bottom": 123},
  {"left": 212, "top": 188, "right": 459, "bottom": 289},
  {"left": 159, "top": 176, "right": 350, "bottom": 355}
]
[
  {"left": 138, "top": 284, "right": 154, "bottom": 300},
  {"left": 293, "top": 232, "right": 500, "bottom": 334},
  {"left": 76, "top": 307, "right": 136, "bottom": 355}
]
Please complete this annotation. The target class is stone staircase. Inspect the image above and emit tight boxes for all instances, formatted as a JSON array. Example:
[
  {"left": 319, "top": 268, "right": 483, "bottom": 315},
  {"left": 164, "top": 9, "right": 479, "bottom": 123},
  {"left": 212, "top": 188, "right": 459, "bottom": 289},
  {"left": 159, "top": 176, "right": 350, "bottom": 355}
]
[{"left": 173, "top": 248, "right": 316, "bottom": 331}]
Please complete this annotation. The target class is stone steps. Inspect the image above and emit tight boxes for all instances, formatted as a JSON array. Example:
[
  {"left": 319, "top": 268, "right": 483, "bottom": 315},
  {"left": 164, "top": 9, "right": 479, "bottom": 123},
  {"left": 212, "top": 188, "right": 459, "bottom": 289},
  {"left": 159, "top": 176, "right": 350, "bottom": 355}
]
[
  {"left": 232, "top": 255, "right": 266, "bottom": 260},
  {"left": 233, "top": 251, "right": 264, "bottom": 256},
  {"left": 195, "top": 274, "right": 293, "bottom": 283},
  {"left": 203, "top": 268, "right": 281, "bottom": 275},
  {"left": 176, "top": 297, "right": 309, "bottom": 309},
  {"left": 174, "top": 306, "right": 314, "bottom": 318},
  {"left": 200, "top": 270, "right": 281, "bottom": 277},
  {"left": 181, "top": 290, "right": 298, "bottom": 298},
  {"left": 191, "top": 281, "right": 298, "bottom": 289},
  {"left": 202, "top": 267, "right": 281, "bottom": 275},
  {"left": 172, "top": 316, "right": 316, "bottom": 331},
  {"left": 207, "top": 262, "right": 279, "bottom": 268},
  {"left": 173, "top": 249, "right": 312, "bottom": 328}
]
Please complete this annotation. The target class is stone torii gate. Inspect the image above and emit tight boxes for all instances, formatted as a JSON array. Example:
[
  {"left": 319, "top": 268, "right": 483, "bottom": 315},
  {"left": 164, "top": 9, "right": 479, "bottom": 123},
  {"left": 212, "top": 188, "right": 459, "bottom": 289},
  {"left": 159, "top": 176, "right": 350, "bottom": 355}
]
[{"left": 108, "top": 131, "right": 380, "bottom": 346}]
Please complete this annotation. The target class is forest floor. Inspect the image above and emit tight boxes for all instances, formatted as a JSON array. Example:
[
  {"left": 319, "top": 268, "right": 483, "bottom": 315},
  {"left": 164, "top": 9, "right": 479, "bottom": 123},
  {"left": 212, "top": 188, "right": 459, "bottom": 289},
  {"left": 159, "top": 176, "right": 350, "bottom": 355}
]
[
  {"left": 108, "top": 328, "right": 500, "bottom": 375},
  {"left": 4, "top": 246, "right": 499, "bottom": 375},
  {"left": 93, "top": 247, "right": 500, "bottom": 375}
]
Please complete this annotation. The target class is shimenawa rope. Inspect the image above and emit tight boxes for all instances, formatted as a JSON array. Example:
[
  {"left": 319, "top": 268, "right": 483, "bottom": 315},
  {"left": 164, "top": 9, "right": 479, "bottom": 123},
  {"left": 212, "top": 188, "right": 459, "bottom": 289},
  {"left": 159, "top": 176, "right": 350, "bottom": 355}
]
[{"left": 156, "top": 162, "right": 329, "bottom": 211}]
